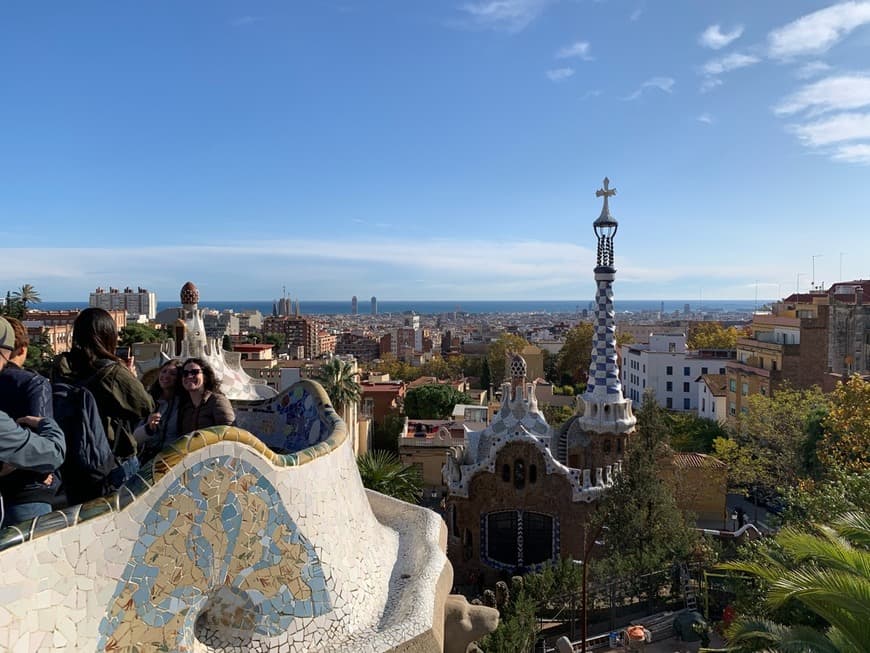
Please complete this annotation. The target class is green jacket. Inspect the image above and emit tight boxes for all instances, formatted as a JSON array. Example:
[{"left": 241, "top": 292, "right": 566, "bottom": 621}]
[{"left": 54, "top": 354, "right": 155, "bottom": 458}]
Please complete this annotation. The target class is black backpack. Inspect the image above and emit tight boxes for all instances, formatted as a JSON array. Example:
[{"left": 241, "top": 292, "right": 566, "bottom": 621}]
[{"left": 52, "top": 380, "right": 120, "bottom": 505}]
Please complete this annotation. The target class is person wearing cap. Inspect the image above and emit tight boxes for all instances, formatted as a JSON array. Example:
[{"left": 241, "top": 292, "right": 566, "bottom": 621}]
[
  {"left": 0, "top": 316, "right": 66, "bottom": 526},
  {"left": 0, "top": 317, "right": 62, "bottom": 524}
]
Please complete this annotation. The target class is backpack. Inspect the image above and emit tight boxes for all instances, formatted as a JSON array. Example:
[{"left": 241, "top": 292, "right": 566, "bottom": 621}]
[{"left": 52, "top": 381, "right": 120, "bottom": 505}]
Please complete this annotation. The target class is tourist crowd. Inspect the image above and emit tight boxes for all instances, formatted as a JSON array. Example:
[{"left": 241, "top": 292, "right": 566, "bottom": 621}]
[{"left": 0, "top": 309, "right": 234, "bottom": 528}]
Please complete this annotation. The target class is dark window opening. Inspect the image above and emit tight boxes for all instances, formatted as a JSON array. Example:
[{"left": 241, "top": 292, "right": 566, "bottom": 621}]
[
  {"left": 486, "top": 512, "right": 518, "bottom": 566},
  {"left": 502, "top": 464, "right": 511, "bottom": 482},
  {"left": 522, "top": 513, "right": 554, "bottom": 566},
  {"left": 529, "top": 464, "right": 537, "bottom": 484},
  {"left": 514, "top": 460, "right": 525, "bottom": 489},
  {"left": 603, "top": 438, "right": 611, "bottom": 453}
]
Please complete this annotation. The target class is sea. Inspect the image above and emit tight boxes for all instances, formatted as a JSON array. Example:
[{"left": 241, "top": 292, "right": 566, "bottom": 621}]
[{"left": 37, "top": 299, "right": 768, "bottom": 316}]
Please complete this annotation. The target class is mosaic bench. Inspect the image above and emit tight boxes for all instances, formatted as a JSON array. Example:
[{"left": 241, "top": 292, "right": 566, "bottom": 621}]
[{"left": 0, "top": 380, "right": 493, "bottom": 652}]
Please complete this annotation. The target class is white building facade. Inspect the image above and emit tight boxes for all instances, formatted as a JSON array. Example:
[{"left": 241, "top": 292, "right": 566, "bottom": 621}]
[
  {"left": 621, "top": 333, "right": 732, "bottom": 412},
  {"left": 89, "top": 286, "right": 157, "bottom": 319}
]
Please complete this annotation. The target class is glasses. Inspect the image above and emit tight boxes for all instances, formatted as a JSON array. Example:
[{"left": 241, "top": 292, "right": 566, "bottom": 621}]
[{"left": 182, "top": 369, "right": 202, "bottom": 378}]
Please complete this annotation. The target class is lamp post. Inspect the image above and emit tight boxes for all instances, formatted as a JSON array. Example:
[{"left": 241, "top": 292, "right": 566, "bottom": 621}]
[
  {"left": 580, "top": 521, "right": 606, "bottom": 653},
  {"left": 811, "top": 254, "right": 823, "bottom": 289}
]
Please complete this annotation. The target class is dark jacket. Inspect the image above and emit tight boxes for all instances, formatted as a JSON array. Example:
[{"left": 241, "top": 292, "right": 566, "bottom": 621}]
[
  {"left": 178, "top": 391, "right": 235, "bottom": 435},
  {"left": 0, "top": 364, "right": 60, "bottom": 504},
  {"left": 53, "top": 354, "right": 155, "bottom": 458}
]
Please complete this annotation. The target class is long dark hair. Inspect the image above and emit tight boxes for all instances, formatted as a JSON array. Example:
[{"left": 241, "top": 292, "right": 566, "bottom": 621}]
[
  {"left": 69, "top": 307, "right": 121, "bottom": 372},
  {"left": 148, "top": 359, "right": 182, "bottom": 402},
  {"left": 181, "top": 357, "right": 222, "bottom": 395}
]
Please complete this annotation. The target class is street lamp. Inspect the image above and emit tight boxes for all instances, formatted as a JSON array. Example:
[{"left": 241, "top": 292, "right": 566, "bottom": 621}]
[{"left": 811, "top": 254, "right": 823, "bottom": 289}]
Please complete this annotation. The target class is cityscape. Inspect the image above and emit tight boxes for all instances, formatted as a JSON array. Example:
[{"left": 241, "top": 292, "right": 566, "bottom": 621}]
[{"left": 1, "top": 1, "right": 869, "bottom": 652}]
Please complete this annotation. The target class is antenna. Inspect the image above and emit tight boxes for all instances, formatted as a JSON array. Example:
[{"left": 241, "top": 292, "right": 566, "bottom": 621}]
[{"left": 840, "top": 252, "right": 846, "bottom": 281}]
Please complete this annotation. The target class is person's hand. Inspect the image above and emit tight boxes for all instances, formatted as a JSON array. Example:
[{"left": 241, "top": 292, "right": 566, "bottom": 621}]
[
  {"left": 16, "top": 416, "right": 43, "bottom": 430},
  {"left": 147, "top": 412, "right": 161, "bottom": 430},
  {"left": 42, "top": 473, "right": 53, "bottom": 486},
  {"left": 123, "top": 355, "right": 136, "bottom": 373}
]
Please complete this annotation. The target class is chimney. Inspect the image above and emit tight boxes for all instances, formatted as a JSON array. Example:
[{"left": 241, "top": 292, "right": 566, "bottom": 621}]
[{"left": 856, "top": 285, "right": 864, "bottom": 306}]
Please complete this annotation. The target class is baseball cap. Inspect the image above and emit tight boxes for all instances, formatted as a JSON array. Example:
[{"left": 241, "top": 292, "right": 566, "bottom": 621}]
[{"left": 0, "top": 316, "right": 14, "bottom": 351}]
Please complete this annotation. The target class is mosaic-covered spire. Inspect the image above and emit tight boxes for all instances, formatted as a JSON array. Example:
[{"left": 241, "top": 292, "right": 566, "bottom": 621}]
[{"left": 578, "top": 178, "right": 636, "bottom": 434}]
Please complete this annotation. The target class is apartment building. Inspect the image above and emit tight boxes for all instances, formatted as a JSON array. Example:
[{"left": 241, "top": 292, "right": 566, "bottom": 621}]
[
  {"left": 621, "top": 333, "right": 732, "bottom": 411},
  {"left": 89, "top": 286, "right": 157, "bottom": 319}
]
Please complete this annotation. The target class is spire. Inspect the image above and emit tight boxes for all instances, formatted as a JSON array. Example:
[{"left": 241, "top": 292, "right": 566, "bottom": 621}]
[{"left": 578, "top": 177, "right": 636, "bottom": 434}]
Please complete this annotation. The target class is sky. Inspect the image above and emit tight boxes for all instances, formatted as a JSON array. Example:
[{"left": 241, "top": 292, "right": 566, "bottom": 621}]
[{"left": 1, "top": 1, "right": 869, "bottom": 302}]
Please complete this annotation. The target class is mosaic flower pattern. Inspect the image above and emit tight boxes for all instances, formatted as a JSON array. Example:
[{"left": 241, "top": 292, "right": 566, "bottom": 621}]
[
  {"left": 98, "top": 456, "right": 331, "bottom": 651},
  {"left": 235, "top": 385, "right": 325, "bottom": 454}
]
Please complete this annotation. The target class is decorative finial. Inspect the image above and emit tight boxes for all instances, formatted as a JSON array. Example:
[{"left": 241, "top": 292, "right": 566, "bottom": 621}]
[{"left": 595, "top": 177, "right": 617, "bottom": 220}]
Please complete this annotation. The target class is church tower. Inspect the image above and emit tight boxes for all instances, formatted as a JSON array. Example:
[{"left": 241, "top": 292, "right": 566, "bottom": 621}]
[{"left": 562, "top": 178, "right": 636, "bottom": 469}]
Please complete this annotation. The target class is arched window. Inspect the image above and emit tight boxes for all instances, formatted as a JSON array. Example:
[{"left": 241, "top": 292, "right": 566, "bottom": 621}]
[
  {"left": 514, "top": 460, "right": 525, "bottom": 489},
  {"left": 502, "top": 464, "right": 511, "bottom": 482},
  {"left": 616, "top": 438, "right": 623, "bottom": 454},
  {"left": 463, "top": 529, "right": 473, "bottom": 561},
  {"left": 603, "top": 438, "right": 611, "bottom": 453},
  {"left": 529, "top": 464, "right": 537, "bottom": 484}
]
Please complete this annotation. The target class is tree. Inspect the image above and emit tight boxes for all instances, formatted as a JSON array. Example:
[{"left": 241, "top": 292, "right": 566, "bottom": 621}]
[
  {"left": 403, "top": 384, "right": 472, "bottom": 419},
  {"left": 556, "top": 323, "right": 595, "bottom": 385},
  {"left": 418, "top": 355, "right": 453, "bottom": 380},
  {"left": 11, "top": 284, "right": 41, "bottom": 312},
  {"left": 687, "top": 322, "right": 742, "bottom": 350},
  {"left": 478, "top": 587, "right": 538, "bottom": 653},
  {"left": 714, "top": 385, "right": 829, "bottom": 495},
  {"left": 666, "top": 412, "right": 727, "bottom": 453},
  {"left": 371, "top": 354, "right": 419, "bottom": 383},
  {"left": 594, "top": 391, "right": 696, "bottom": 583},
  {"left": 542, "top": 404, "right": 575, "bottom": 428},
  {"left": 221, "top": 334, "right": 232, "bottom": 352},
  {"left": 119, "top": 322, "right": 170, "bottom": 347},
  {"left": 23, "top": 327, "right": 54, "bottom": 376},
  {"left": 356, "top": 450, "right": 422, "bottom": 503},
  {"left": 818, "top": 374, "right": 870, "bottom": 474},
  {"left": 479, "top": 357, "right": 492, "bottom": 391},
  {"left": 720, "top": 511, "right": 870, "bottom": 652},
  {"left": 316, "top": 358, "right": 361, "bottom": 412},
  {"left": 486, "top": 333, "right": 530, "bottom": 388},
  {"left": 371, "top": 411, "right": 405, "bottom": 454}
]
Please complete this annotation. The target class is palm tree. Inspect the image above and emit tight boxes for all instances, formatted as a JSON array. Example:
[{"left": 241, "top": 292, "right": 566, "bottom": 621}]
[
  {"left": 720, "top": 511, "right": 870, "bottom": 651},
  {"left": 357, "top": 450, "right": 422, "bottom": 504},
  {"left": 316, "top": 358, "right": 361, "bottom": 413},
  {"left": 12, "top": 284, "right": 41, "bottom": 311}
]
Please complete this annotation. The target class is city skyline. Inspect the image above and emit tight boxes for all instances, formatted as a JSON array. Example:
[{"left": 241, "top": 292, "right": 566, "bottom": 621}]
[{"left": 1, "top": 1, "right": 869, "bottom": 301}]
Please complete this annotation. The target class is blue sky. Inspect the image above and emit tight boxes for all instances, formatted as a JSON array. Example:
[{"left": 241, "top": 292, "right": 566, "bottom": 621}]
[{"left": 1, "top": 1, "right": 868, "bottom": 302}]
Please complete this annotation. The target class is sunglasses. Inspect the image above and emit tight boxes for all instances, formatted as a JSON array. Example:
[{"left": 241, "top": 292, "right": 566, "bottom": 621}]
[{"left": 182, "top": 369, "right": 203, "bottom": 378}]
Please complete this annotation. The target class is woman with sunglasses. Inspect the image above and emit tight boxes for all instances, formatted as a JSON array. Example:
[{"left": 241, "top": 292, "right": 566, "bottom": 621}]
[{"left": 177, "top": 357, "right": 234, "bottom": 435}]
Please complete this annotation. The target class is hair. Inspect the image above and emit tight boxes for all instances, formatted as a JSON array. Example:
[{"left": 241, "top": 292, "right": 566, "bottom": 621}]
[
  {"left": 5, "top": 316, "right": 29, "bottom": 352},
  {"left": 181, "top": 357, "right": 222, "bottom": 395},
  {"left": 69, "top": 307, "right": 120, "bottom": 372},
  {"left": 148, "top": 359, "right": 182, "bottom": 402}
]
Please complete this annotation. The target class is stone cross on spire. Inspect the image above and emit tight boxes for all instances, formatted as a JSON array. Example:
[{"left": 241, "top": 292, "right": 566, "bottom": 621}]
[{"left": 595, "top": 177, "right": 617, "bottom": 218}]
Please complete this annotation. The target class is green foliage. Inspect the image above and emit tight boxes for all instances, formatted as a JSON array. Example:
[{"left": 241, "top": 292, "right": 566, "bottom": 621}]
[
  {"left": 714, "top": 385, "right": 829, "bottom": 493},
  {"left": 522, "top": 557, "right": 583, "bottom": 607},
  {"left": 720, "top": 511, "right": 870, "bottom": 652},
  {"left": 666, "top": 412, "right": 726, "bottom": 453},
  {"left": 316, "top": 358, "right": 361, "bottom": 411},
  {"left": 477, "top": 589, "right": 538, "bottom": 653},
  {"left": 594, "top": 391, "right": 696, "bottom": 582},
  {"left": 780, "top": 470, "right": 870, "bottom": 526},
  {"left": 356, "top": 450, "right": 422, "bottom": 504},
  {"left": 371, "top": 354, "right": 419, "bottom": 383},
  {"left": 541, "top": 404, "right": 575, "bottom": 428},
  {"left": 23, "top": 328, "right": 54, "bottom": 376},
  {"left": 556, "top": 323, "right": 594, "bottom": 385},
  {"left": 480, "top": 356, "right": 492, "bottom": 391},
  {"left": 371, "top": 411, "right": 405, "bottom": 454},
  {"left": 11, "top": 284, "right": 41, "bottom": 311},
  {"left": 486, "top": 333, "right": 530, "bottom": 388},
  {"left": 818, "top": 375, "right": 870, "bottom": 474},
  {"left": 119, "top": 323, "right": 170, "bottom": 347},
  {"left": 221, "top": 334, "right": 232, "bottom": 351},
  {"left": 403, "top": 383, "right": 472, "bottom": 419},
  {"left": 687, "top": 322, "right": 742, "bottom": 350}
]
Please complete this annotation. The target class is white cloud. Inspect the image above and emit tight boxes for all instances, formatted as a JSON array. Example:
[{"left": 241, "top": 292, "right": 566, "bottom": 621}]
[
  {"left": 555, "top": 41, "right": 592, "bottom": 60},
  {"left": 546, "top": 67, "right": 575, "bottom": 82},
  {"left": 790, "top": 112, "right": 870, "bottom": 145},
  {"left": 774, "top": 74, "right": 870, "bottom": 115},
  {"left": 629, "top": 6, "right": 643, "bottom": 22},
  {"left": 700, "top": 78, "right": 723, "bottom": 94},
  {"left": 831, "top": 143, "right": 870, "bottom": 163},
  {"left": 459, "top": 0, "right": 551, "bottom": 33},
  {"left": 581, "top": 89, "right": 602, "bottom": 100},
  {"left": 795, "top": 61, "right": 832, "bottom": 79},
  {"left": 699, "top": 24, "right": 744, "bottom": 50},
  {"left": 697, "top": 113, "right": 714, "bottom": 124},
  {"left": 701, "top": 52, "right": 761, "bottom": 76},
  {"left": 625, "top": 76, "right": 674, "bottom": 100},
  {"left": 768, "top": 1, "right": 870, "bottom": 59}
]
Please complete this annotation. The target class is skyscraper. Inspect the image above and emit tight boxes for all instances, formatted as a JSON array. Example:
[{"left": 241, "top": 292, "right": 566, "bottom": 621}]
[
  {"left": 351, "top": 295, "right": 358, "bottom": 315},
  {"left": 371, "top": 296, "right": 378, "bottom": 316}
]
